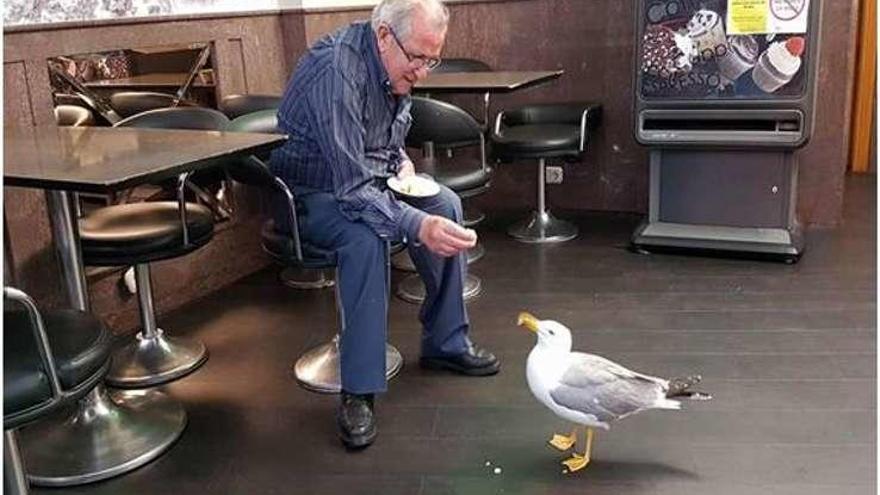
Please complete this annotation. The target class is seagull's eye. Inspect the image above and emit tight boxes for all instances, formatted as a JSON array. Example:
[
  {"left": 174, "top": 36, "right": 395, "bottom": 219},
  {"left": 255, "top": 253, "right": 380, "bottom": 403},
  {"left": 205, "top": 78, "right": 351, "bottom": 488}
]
[{"left": 549, "top": 330, "right": 555, "bottom": 336}]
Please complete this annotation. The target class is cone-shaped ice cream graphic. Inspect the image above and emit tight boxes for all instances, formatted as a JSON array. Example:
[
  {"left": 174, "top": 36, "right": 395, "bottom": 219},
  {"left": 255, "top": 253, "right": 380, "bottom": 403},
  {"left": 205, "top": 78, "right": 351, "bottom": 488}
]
[
  {"left": 687, "top": 9, "right": 727, "bottom": 59},
  {"left": 751, "top": 36, "right": 805, "bottom": 93}
]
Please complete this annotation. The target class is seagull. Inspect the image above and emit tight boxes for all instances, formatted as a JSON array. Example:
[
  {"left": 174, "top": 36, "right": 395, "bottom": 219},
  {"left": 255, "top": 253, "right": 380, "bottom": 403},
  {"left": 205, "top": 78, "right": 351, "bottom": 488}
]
[{"left": 517, "top": 312, "right": 711, "bottom": 473}]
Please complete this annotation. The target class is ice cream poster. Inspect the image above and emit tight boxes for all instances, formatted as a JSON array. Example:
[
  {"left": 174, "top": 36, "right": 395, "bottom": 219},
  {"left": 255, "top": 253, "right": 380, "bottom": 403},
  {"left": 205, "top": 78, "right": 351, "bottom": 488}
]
[{"left": 639, "top": 0, "right": 810, "bottom": 99}]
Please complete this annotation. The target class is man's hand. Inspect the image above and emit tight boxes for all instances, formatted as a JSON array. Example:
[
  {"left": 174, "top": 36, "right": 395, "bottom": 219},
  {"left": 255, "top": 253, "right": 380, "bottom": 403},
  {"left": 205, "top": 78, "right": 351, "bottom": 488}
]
[
  {"left": 417, "top": 215, "right": 477, "bottom": 257},
  {"left": 397, "top": 159, "right": 416, "bottom": 179}
]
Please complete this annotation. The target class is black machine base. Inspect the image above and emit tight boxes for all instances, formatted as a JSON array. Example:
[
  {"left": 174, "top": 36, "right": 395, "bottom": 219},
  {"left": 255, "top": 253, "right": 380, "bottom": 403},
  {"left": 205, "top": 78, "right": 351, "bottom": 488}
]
[{"left": 631, "top": 220, "right": 803, "bottom": 263}]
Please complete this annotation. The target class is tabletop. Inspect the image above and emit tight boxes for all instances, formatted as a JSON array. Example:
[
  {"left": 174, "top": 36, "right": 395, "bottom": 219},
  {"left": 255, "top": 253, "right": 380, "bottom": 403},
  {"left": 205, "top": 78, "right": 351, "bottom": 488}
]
[
  {"left": 4, "top": 126, "right": 285, "bottom": 194},
  {"left": 84, "top": 72, "right": 213, "bottom": 88},
  {"left": 416, "top": 70, "right": 564, "bottom": 92}
]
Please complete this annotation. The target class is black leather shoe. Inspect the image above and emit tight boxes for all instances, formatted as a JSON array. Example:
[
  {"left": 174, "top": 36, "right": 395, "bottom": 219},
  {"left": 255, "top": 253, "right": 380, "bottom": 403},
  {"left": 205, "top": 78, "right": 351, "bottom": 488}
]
[
  {"left": 337, "top": 392, "right": 377, "bottom": 450},
  {"left": 420, "top": 342, "right": 500, "bottom": 376}
]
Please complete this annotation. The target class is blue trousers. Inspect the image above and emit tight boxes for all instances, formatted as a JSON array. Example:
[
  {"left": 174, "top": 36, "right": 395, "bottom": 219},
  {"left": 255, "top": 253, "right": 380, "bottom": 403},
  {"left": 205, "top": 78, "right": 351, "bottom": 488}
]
[{"left": 296, "top": 185, "right": 471, "bottom": 394}]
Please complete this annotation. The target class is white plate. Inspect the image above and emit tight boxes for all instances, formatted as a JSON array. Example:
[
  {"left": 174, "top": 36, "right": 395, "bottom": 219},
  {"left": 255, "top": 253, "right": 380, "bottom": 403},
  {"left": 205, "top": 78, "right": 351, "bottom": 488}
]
[{"left": 387, "top": 175, "right": 440, "bottom": 198}]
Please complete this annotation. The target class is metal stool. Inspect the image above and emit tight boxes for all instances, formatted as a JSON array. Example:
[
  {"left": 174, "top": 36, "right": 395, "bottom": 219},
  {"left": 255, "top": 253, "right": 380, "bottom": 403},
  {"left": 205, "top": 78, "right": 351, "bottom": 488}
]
[
  {"left": 491, "top": 102, "right": 602, "bottom": 243},
  {"left": 226, "top": 108, "right": 334, "bottom": 291},
  {"left": 80, "top": 111, "right": 224, "bottom": 388},
  {"left": 396, "top": 96, "right": 492, "bottom": 304},
  {"left": 4, "top": 288, "right": 185, "bottom": 489},
  {"left": 223, "top": 120, "right": 405, "bottom": 394}
]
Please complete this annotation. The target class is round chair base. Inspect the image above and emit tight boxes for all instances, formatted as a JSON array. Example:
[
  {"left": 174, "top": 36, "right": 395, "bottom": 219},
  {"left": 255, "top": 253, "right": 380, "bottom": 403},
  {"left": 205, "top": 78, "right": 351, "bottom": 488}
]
[
  {"left": 463, "top": 207, "right": 485, "bottom": 227},
  {"left": 19, "top": 386, "right": 186, "bottom": 487},
  {"left": 396, "top": 273, "right": 482, "bottom": 304},
  {"left": 467, "top": 242, "right": 485, "bottom": 265},
  {"left": 508, "top": 210, "right": 578, "bottom": 243},
  {"left": 106, "top": 329, "right": 208, "bottom": 388},
  {"left": 294, "top": 338, "right": 404, "bottom": 394},
  {"left": 279, "top": 266, "right": 335, "bottom": 290},
  {"left": 391, "top": 250, "right": 416, "bottom": 272}
]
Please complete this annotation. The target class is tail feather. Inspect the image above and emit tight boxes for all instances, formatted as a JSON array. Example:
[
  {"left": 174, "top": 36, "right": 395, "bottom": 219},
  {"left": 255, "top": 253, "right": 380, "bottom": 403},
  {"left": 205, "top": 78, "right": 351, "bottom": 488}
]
[{"left": 666, "top": 375, "right": 712, "bottom": 400}]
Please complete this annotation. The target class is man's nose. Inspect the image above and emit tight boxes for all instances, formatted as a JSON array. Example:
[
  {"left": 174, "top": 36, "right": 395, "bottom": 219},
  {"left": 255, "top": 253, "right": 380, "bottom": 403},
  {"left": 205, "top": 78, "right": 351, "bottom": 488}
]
[{"left": 414, "top": 66, "right": 430, "bottom": 80}]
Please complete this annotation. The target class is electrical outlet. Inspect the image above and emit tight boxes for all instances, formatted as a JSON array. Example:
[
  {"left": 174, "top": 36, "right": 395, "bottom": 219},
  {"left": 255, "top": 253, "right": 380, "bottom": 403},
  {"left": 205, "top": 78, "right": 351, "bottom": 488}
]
[{"left": 545, "top": 166, "right": 563, "bottom": 184}]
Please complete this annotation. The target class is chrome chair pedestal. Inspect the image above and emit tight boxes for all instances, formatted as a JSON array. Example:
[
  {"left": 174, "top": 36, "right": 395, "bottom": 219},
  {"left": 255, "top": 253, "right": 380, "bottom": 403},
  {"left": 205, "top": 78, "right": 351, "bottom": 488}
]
[
  {"left": 467, "top": 242, "right": 485, "bottom": 264},
  {"left": 106, "top": 264, "right": 207, "bottom": 388},
  {"left": 294, "top": 335, "right": 404, "bottom": 394},
  {"left": 106, "top": 329, "right": 208, "bottom": 388},
  {"left": 18, "top": 386, "right": 186, "bottom": 486},
  {"left": 463, "top": 206, "right": 485, "bottom": 227},
  {"left": 508, "top": 210, "right": 578, "bottom": 243},
  {"left": 279, "top": 266, "right": 335, "bottom": 289},
  {"left": 4, "top": 431, "right": 29, "bottom": 495},
  {"left": 396, "top": 273, "right": 482, "bottom": 304}
]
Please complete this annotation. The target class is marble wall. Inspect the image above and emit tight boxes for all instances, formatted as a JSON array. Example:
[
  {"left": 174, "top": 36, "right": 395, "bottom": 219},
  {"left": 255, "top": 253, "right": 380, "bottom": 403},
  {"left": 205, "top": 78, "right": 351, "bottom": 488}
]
[{"left": 4, "top": 0, "right": 281, "bottom": 26}]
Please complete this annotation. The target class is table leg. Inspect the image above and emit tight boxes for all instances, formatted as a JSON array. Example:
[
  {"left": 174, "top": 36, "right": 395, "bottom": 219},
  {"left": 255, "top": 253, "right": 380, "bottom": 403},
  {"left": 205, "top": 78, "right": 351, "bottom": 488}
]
[{"left": 45, "top": 190, "right": 89, "bottom": 311}]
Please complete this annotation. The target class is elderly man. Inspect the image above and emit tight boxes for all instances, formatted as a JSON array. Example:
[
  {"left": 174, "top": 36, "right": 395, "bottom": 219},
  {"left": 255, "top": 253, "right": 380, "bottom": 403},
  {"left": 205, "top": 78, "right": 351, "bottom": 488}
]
[{"left": 270, "top": 0, "right": 499, "bottom": 450}]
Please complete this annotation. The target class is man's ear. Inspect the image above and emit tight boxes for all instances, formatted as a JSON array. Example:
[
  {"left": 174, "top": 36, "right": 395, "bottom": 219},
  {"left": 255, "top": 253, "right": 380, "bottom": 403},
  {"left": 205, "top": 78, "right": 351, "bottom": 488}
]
[{"left": 376, "top": 25, "right": 392, "bottom": 54}]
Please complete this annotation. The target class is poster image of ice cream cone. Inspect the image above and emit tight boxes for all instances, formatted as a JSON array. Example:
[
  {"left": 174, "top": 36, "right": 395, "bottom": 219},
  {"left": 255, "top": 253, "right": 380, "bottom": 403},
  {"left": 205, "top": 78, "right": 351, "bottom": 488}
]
[
  {"left": 751, "top": 36, "right": 805, "bottom": 93},
  {"left": 687, "top": 9, "right": 727, "bottom": 61}
]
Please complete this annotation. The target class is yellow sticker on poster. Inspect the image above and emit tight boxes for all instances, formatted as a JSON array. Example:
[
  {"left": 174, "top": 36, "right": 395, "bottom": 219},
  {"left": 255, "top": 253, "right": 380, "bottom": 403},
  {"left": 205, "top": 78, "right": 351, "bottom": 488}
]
[
  {"left": 728, "top": 0, "right": 768, "bottom": 34},
  {"left": 727, "top": 0, "right": 811, "bottom": 34}
]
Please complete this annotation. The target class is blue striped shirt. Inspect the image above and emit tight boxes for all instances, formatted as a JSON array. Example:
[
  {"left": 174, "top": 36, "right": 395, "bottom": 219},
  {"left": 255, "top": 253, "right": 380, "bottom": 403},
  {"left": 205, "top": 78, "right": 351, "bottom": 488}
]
[{"left": 270, "top": 21, "right": 426, "bottom": 243}]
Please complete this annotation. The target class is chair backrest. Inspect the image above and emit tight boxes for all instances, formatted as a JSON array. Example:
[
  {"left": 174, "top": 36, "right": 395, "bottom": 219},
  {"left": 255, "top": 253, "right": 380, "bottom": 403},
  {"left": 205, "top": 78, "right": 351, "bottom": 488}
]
[
  {"left": 227, "top": 108, "right": 279, "bottom": 133},
  {"left": 226, "top": 109, "right": 281, "bottom": 164},
  {"left": 110, "top": 91, "right": 199, "bottom": 119},
  {"left": 4, "top": 287, "right": 63, "bottom": 428},
  {"left": 501, "top": 103, "right": 600, "bottom": 128},
  {"left": 113, "top": 106, "right": 229, "bottom": 130},
  {"left": 219, "top": 94, "right": 282, "bottom": 120},
  {"left": 433, "top": 58, "right": 491, "bottom": 73},
  {"left": 223, "top": 110, "right": 304, "bottom": 261},
  {"left": 54, "top": 105, "right": 95, "bottom": 127},
  {"left": 406, "top": 96, "right": 483, "bottom": 149}
]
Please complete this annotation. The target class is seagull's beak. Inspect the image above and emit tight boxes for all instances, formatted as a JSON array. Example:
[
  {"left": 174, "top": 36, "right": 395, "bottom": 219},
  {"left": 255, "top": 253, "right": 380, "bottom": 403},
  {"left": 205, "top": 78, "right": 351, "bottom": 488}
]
[{"left": 517, "top": 312, "right": 540, "bottom": 333}]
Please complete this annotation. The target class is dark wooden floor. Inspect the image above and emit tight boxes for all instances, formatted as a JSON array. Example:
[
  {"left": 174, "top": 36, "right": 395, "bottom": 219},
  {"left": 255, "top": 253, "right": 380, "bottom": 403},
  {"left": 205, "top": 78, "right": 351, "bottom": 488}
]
[{"left": 38, "top": 175, "right": 876, "bottom": 495}]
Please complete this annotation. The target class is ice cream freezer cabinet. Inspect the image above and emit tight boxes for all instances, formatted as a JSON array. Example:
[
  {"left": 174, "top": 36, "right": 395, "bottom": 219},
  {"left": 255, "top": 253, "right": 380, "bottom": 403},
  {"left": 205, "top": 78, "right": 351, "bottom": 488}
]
[{"left": 630, "top": 0, "right": 822, "bottom": 263}]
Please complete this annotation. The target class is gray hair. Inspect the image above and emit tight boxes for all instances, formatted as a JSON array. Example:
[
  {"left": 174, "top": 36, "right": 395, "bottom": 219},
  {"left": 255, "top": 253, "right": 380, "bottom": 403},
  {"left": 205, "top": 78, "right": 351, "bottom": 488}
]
[{"left": 371, "top": 0, "right": 449, "bottom": 41}]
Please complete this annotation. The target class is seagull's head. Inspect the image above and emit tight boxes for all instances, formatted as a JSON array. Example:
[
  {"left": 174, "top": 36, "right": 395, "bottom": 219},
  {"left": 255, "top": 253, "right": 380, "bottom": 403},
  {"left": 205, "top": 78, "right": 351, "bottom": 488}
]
[{"left": 517, "top": 312, "right": 572, "bottom": 352}]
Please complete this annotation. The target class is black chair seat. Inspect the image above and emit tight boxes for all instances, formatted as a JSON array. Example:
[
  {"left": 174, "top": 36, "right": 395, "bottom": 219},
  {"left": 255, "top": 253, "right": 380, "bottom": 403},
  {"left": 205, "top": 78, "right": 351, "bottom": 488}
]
[
  {"left": 261, "top": 219, "right": 405, "bottom": 268},
  {"left": 80, "top": 202, "right": 214, "bottom": 266},
  {"left": 110, "top": 92, "right": 200, "bottom": 119},
  {"left": 4, "top": 309, "right": 111, "bottom": 428},
  {"left": 261, "top": 219, "right": 337, "bottom": 269},
  {"left": 434, "top": 165, "right": 491, "bottom": 193},
  {"left": 492, "top": 124, "right": 581, "bottom": 159},
  {"left": 219, "top": 94, "right": 282, "bottom": 120}
]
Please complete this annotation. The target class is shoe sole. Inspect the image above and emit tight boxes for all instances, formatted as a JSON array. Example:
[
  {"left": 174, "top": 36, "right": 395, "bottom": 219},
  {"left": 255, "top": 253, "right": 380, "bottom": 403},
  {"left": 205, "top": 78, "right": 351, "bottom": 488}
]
[
  {"left": 419, "top": 358, "right": 500, "bottom": 376},
  {"left": 338, "top": 428, "right": 377, "bottom": 450}
]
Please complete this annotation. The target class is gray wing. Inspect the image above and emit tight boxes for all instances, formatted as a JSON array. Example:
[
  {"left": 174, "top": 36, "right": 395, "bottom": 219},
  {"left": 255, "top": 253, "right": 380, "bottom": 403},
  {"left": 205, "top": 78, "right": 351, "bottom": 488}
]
[{"left": 549, "top": 353, "right": 667, "bottom": 422}]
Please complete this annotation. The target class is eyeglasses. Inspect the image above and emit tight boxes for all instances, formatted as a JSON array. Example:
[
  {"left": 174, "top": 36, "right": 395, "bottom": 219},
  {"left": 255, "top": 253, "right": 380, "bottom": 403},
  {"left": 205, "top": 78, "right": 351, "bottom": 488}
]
[{"left": 387, "top": 26, "right": 442, "bottom": 71}]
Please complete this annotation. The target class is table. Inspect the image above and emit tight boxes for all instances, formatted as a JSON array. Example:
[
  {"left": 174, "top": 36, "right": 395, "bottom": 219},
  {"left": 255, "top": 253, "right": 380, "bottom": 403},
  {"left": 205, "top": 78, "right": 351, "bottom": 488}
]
[
  {"left": 417, "top": 69, "right": 564, "bottom": 92},
  {"left": 3, "top": 125, "right": 285, "bottom": 485},
  {"left": 3, "top": 126, "right": 286, "bottom": 311},
  {"left": 84, "top": 72, "right": 213, "bottom": 89},
  {"left": 5, "top": 126, "right": 284, "bottom": 308},
  {"left": 417, "top": 70, "right": 565, "bottom": 126}
]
